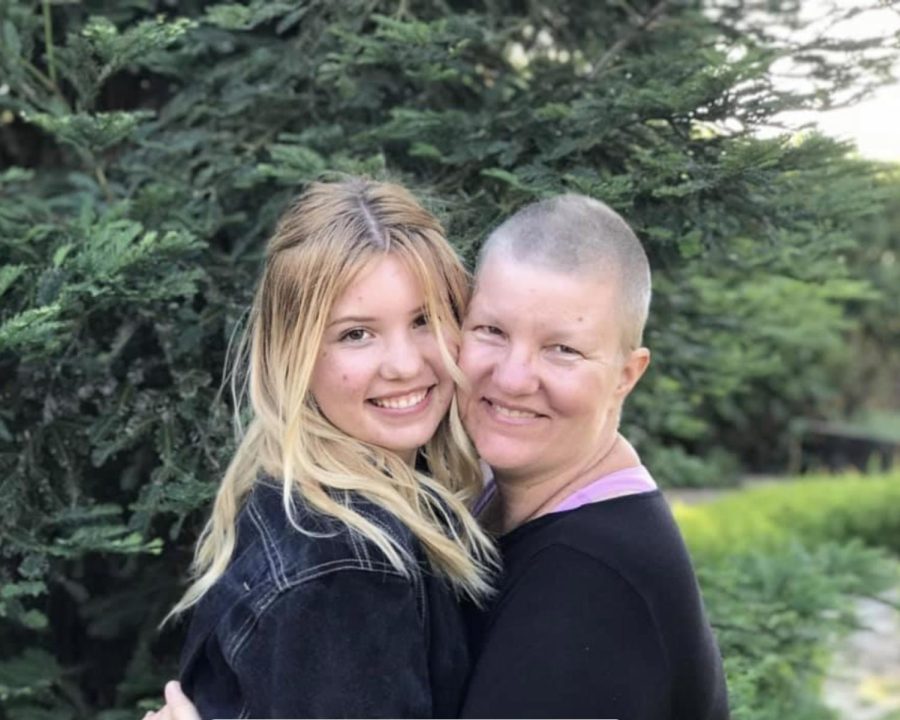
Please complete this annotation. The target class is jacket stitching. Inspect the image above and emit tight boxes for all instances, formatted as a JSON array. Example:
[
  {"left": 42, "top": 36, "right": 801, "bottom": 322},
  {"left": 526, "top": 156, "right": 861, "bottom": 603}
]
[
  {"left": 247, "top": 501, "right": 288, "bottom": 591},
  {"left": 226, "top": 559, "right": 407, "bottom": 663},
  {"left": 416, "top": 574, "right": 426, "bottom": 626}
]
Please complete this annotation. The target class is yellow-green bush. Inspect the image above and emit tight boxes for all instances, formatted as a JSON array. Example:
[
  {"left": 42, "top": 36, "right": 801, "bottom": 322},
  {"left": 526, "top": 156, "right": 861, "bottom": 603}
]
[
  {"left": 673, "top": 471, "right": 900, "bottom": 720},
  {"left": 674, "top": 471, "right": 900, "bottom": 562}
]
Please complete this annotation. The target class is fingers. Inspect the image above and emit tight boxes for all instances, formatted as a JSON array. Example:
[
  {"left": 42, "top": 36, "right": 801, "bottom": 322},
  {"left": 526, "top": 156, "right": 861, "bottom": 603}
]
[
  {"left": 142, "top": 680, "right": 199, "bottom": 720},
  {"left": 164, "top": 681, "right": 202, "bottom": 720}
]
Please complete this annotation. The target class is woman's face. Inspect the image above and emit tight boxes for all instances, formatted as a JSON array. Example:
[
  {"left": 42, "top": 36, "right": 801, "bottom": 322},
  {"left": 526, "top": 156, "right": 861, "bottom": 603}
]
[
  {"left": 310, "top": 254, "right": 454, "bottom": 463},
  {"left": 459, "top": 254, "right": 645, "bottom": 483}
]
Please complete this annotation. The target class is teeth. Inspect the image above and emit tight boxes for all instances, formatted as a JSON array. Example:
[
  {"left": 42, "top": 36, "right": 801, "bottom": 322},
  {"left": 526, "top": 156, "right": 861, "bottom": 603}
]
[
  {"left": 492, "top": 402, "right": 538, "bottom": 419},
  {"left": 371, "top": 390, "right": 427, "bottom": 410}
]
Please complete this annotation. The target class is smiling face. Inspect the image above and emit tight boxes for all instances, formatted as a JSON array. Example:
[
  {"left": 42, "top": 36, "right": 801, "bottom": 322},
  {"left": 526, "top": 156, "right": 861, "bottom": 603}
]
[
  {"left": 459, "top": 254, "right": 649, "bottom": 483},
  {"left": 309, "top": 254, "right": 454, "bottom": 463}
]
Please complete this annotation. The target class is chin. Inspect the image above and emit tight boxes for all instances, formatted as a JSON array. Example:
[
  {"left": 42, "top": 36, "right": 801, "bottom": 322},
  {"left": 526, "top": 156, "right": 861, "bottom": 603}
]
[
  {"left": 474, "top": 440, "right": 532, "bottom": 473},
  {"left": 381, "top": 430, "right": 434, "bottom": 456}
]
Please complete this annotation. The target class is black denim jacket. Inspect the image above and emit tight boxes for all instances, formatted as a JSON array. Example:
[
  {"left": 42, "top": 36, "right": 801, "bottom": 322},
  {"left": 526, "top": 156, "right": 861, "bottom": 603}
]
[{"left": 179, "top": 482, "right": 470, "bottom": 719}]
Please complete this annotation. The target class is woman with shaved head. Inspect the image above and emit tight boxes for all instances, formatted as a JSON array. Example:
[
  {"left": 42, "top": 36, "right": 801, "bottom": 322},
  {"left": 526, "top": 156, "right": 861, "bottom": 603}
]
[{"left": 457, "top": 195, "right": 728, "bottom": 719}]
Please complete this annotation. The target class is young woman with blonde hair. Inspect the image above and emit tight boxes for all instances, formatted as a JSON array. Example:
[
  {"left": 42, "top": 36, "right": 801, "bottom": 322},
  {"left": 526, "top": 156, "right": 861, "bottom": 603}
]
[{"left": 167, "top": 178, "right": 496, "bottom": 719}]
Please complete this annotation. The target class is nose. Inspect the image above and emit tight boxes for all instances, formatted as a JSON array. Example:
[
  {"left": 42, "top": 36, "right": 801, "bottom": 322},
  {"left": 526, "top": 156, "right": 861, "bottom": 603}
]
[
  {"left": 491, "top": 345, "right": 539, "bottom": 396},
  {"left": 380, "top": 331, "right": 425, "bottom": 380}
]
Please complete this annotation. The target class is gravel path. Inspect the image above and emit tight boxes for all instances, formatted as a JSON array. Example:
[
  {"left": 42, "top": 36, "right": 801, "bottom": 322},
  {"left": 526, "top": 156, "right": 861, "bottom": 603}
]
[{"left": 822, "top": 589, "right": 900, "bottom": 720}]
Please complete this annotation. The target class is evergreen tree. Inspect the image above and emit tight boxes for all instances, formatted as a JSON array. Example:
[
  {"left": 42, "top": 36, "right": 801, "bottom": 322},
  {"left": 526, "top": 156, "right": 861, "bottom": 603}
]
[{"left": 0, "top": 1, "right": 896, "bottom": 717}]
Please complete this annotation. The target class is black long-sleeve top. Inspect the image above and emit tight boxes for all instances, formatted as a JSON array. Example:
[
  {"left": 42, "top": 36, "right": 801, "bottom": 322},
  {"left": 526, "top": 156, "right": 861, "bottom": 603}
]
[{"left": 461, "top": 491, "right": 730, "bottom": 719}]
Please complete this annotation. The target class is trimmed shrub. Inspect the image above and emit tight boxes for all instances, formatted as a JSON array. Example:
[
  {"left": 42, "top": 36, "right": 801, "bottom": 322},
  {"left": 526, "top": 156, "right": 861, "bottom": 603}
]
[
  {"left": 675, "top": 472, "right": 900, "bottom": 720},
  {"left": 675, "top": 471, "right": 900, "bottom": 562}
]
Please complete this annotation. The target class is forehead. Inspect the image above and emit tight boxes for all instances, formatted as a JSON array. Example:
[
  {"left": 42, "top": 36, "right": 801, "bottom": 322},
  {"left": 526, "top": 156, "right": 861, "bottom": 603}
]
[
  {"left": 471, "top": 255, "right": 620, "bottom": 333},
  {"left": 332, "top": 254, "right": 424, "bottom": 309}
]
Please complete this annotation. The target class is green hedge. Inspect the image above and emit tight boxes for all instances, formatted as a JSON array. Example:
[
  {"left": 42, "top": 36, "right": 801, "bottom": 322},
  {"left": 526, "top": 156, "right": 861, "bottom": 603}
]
[
  {"left": 675, "top": 472, "right": 900, "bottom": 562},
  {"left": 674, "top": 472, "right": 900, "bottom": 720}
]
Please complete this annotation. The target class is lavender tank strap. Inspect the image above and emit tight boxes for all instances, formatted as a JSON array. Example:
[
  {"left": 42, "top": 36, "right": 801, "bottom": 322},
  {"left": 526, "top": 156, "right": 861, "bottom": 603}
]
[
  {"left": 473, "top": 479, "right": 497, "bottom": 518},
  {"left": 550, "top": 465, "right": 657, "bottom": 514}
]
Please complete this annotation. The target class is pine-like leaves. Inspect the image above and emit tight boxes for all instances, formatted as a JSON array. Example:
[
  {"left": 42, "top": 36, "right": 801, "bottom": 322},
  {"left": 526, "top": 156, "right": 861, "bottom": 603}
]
[{"left": 0, "top": 0, "right": 897, "bottom": 716}]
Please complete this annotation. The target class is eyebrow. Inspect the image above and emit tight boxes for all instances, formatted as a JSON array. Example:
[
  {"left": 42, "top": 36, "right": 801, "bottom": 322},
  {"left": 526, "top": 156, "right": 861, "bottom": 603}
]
[
  {"left": 328, "top": 306, "right": 427, "bottom": 328},
  {"left": 469, "top": 307, "right": 591, "bottom": 342},
  {"left": 328, "top": 315, "right": 375, "bottom": 327}
]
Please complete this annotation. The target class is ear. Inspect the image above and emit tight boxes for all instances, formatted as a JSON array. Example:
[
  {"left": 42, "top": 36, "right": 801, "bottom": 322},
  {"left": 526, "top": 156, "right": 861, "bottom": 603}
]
[{"left": 615, "top": 347, "right": 650, "bottom": 399}]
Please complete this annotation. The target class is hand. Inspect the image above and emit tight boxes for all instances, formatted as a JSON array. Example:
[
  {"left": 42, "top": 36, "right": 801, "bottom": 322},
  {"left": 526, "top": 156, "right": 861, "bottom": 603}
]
[{"left": 142, "top": 681, "right": 201, "bottom": 720}]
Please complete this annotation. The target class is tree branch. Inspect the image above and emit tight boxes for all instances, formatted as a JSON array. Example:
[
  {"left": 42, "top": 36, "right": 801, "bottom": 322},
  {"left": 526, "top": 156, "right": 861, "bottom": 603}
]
[
  {"left": 589, "top": 0, "right": 671, "bottom": 80},
  {"left": 42, "top": 0, "right": 58, "bottom": 88}
]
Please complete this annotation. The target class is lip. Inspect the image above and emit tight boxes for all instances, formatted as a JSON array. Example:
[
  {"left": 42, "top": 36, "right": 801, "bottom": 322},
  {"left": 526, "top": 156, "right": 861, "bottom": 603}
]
[
  {"left": 481, "top": 397, "right": 547, "bottom": 425},
  {"left": 367, "top": 385, "right": 434, "bottom": 416}
]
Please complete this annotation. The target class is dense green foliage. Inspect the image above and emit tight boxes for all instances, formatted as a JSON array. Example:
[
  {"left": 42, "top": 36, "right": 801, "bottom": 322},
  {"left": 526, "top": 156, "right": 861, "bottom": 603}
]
[
  {"left": 1, "top": 0, "right": 898, "bottom": 717},
  {"left": 676, "top": 473, "right": 900, "bottom": 720},
  {"left": 675, "top": 472, "right": 900, "bottom": 560},
  {"left": 704, "top": 542, "right": 896, "bottom": 720},
  {"left": 834, "top": 169, "right": 900, "bottom": 419}
]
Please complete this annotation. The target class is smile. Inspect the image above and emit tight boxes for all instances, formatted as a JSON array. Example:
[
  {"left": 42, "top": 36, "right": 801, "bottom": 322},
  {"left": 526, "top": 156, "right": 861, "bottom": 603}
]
[
  {"left": 484, "top": 399, "right": 543, "bottom": 420},
  {"left": 369, "top": 388, "right": 430, "bottom": 410}
]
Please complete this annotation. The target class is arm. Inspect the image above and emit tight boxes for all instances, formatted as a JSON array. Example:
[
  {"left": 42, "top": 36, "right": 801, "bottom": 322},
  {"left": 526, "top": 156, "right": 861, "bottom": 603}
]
[
  {"left": 233, "top": 568, "right": 432, "bottom": 719},
  {"left": 461, "top": 545, "right": 669, "bottom": 719}
]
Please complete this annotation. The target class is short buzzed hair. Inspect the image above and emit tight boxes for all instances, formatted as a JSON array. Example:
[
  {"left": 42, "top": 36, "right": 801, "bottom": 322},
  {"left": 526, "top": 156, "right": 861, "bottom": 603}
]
[{"left": 476, "top": 194, "right": 651, "bottom": 351}]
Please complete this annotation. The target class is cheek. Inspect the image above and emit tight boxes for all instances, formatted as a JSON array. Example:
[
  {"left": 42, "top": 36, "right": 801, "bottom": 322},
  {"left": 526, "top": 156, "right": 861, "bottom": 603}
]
[
  {"left": 312, "top": 349, "right": 371, "bottom": 400},
  {"left": 458, "top": 342, "right": 493, "bottom": 382},
  {"left": 420, "top": 334, "right": 452, "bottom": 380},
  {"left": 550, "top": 371, "right": 610, "bottom": 420}
]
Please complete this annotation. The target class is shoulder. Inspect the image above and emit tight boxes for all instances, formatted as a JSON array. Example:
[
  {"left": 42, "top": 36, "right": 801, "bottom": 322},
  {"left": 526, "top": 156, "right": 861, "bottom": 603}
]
[
  {"left": 552, "top": 490, "right": 680, "bottom": 547},
  {"left": 479, "top": 540, "right": 666, "bottom": 656},
  {"left": 502, "top": 497, "right": 728, "bottom": 715},
  {"left": 462, "top": 542, "right": 671, "bottom": 719},
  {"left": 511, "top": 492, "right": 695, "bottom": 586},
  {"left": 239, "top": 480, "right": 421, "bottom": 586},
  {"left": 498, "top": 541, "right": 655, "bottom": 625},
  {"left": 204, "top": 482, "right": 424, "bottom": 638},
  {"left": 180, "top": 546, "right": 433, "bottom": 717},
  {"left": 497, "top": 493, "right": 709, "bottom": 643},
  {"left": 181, "top": 483, "right": 427, "bottom": 672}
]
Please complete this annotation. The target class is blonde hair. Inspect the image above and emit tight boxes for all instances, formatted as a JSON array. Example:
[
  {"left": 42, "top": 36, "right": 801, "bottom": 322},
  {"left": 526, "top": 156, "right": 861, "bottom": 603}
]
[{"left": 170, "top": 179, "right": 496, "bottom": 619}]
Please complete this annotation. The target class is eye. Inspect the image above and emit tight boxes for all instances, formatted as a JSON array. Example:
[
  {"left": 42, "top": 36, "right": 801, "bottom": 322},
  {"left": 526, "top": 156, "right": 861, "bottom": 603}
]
[
  {"left": 475, "top": 325, "right": 505, "bottom": 337},
  {"left": 412, "top": 313, "right": 429, "bottom": 329},
  {"left": 551, "top": 343, "right": 581, "bottom": 357},
  {"left": 339, "top": 327, "right": 372, "bottom": 343}
]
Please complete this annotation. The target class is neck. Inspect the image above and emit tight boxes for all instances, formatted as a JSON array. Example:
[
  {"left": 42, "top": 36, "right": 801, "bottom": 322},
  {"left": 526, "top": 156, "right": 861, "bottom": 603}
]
[{"left": 492, "top": 433, "right": 640, "bottom": 533}]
